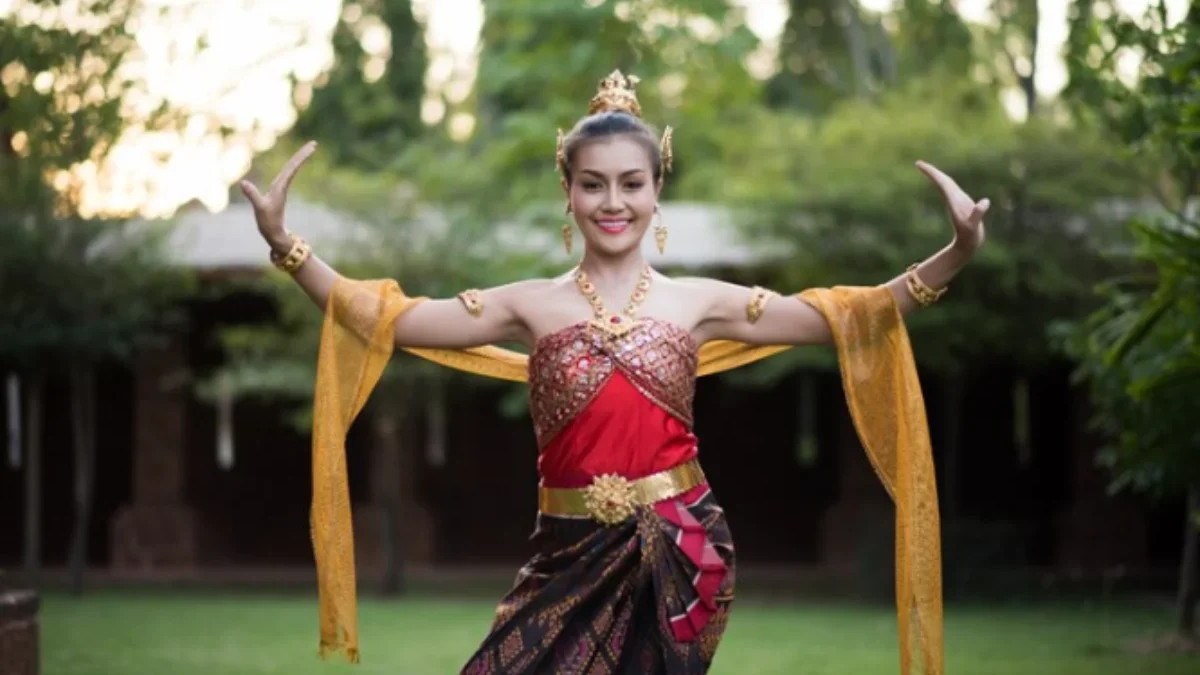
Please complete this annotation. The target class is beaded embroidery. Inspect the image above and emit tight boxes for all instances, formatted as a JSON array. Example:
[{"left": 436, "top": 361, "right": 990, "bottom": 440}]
[{"left": 528, "top": 318, "right": 698, "bottom": 448}]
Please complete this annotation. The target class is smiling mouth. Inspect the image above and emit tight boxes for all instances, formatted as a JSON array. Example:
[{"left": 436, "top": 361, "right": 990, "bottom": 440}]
[{"left": 594, "top": 218, "right": 631, "bottom": 234}]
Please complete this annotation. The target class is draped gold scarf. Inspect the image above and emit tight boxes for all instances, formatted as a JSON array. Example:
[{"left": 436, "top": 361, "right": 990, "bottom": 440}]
[{"left": 311, "top": 276, "right": 942, "bottom": 675}]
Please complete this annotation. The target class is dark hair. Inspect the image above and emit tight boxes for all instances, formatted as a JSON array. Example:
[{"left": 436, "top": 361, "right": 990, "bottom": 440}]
[{"left": 559, "top": 111, "right": 663, "bottom": 185}]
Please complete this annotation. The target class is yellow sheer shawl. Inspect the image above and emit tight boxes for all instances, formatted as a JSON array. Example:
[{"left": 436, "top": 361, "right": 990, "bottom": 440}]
[{"left": 311, "top": 276, "right": 943, "bottom": 675}]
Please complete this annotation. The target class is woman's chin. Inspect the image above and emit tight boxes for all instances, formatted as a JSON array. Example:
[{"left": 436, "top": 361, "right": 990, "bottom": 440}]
[{"left": 585, "top": 233, "right": 644, "bottom": 256}]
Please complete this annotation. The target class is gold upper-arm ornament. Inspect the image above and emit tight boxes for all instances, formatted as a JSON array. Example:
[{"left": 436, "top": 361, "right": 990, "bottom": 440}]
[
  {"left": 746, "top": 286, "right": 777, "bottom": 324},
  {"left": 457, "top": 289, "right": 483, "bottom": 318}
]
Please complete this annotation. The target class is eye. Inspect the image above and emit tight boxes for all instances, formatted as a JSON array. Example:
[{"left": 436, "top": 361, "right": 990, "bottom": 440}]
[
  {"left": 625, "top": 181, "right": 645, "bottom": 190},
  {"left": 581, "top": 181, "right": 602, "bottom": 191}
]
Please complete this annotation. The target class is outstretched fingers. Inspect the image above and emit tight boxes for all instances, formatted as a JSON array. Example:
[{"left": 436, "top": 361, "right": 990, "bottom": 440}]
[
  {"left": 270, "top": 141, "right": 317, "bottom": 197},
  {"left": 968, "top": 199, "right": 991, "bottom": 227},
  {"left": 240, "top": 180, "right": 266, "bottom": 210},
  {"left": 914, "top": 160, "right": 962, "bottom": 199}
]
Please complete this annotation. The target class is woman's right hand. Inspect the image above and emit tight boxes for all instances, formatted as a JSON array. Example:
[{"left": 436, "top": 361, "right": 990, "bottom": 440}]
[{"left": 240, "top": 140, "right": 317, "bottom": 252}]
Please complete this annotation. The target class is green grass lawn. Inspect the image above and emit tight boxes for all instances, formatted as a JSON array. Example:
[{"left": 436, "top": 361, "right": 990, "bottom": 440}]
[{"left": 40, "top": 591, "right": 1197, "bottom": 675}]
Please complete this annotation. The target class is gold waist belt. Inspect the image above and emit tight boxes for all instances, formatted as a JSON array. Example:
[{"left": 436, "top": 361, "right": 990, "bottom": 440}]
[{"left": 538, "top": 458, "right": 707, "bottom": 526}]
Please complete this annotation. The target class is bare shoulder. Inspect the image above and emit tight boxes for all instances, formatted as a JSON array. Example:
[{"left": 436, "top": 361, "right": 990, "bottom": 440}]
[
  {"left": 668, "top": 275, "right": 744, "bottom": 294},
  {"left": 502, "top": 273, "right": 591, "bottom": 339},
  {"left": 484, "top": 276, "right": 563, "bottom": 317},
  {"left": 665, "top": 275, "right": 752, "bottom": 313},
  {"left": 487, "top": 276, "right": 560, "bottom": 298},
  {"left": 499, "top": 274, "right": 572, "bottom": 303}
]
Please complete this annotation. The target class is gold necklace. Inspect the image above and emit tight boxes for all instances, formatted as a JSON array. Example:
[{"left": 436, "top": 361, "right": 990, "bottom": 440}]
[{"left": 574, "top": 265, "right": 653, "bottom": 338}]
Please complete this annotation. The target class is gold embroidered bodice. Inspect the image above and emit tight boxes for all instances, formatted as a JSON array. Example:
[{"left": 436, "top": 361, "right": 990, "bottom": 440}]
[{"left": 528, "top": 318, "right": 698, "bottom": 448}]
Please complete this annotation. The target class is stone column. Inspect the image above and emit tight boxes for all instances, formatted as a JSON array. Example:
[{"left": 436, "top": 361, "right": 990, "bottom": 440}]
[
  {"left": 0, "top": 588, "right": 39, "bottom": 675},
  {"left": 1054, "top": 390, "right": 1147, "bottom": 571},
  {"left": 110, "top": 336, "right": 201, "bottom": 569}
]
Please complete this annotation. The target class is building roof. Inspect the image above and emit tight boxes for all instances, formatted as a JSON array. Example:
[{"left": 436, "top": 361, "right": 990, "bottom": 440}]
[{"left": 158, "top": 198, "right": 785, "bottom": 272}]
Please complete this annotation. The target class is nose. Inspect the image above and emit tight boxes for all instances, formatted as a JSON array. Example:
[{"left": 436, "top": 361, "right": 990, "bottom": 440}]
[{"left": 601, "top": 184, "right": 622, "bottom": 212}]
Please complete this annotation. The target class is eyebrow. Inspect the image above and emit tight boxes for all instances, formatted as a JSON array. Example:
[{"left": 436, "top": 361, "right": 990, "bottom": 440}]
[{"left": 579, "top": 169, "right": 648, "bottom": 179}]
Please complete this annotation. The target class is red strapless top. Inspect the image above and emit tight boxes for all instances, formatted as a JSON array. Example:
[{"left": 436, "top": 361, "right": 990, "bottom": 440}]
[{"left": 528, "top": 318, "right": 699, "bottom": 488}]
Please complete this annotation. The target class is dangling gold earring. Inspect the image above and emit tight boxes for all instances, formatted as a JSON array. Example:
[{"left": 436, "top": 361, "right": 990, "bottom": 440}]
[
  {"left": 654, "top": 205, "right": 668, "bottom": 254},
  {"left": 562, "top": 204, "right": 573, "bottom": 255}
]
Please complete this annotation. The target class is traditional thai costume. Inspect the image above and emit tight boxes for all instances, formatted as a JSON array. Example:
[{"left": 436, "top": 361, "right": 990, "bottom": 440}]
[{"left": 285, "top": 71, "right": 946, "bottom": 675}]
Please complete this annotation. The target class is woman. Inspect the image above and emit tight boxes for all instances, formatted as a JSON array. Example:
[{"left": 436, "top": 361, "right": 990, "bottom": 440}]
[{"left": 242, "top": 71, "right": 987, "bottom": 675}]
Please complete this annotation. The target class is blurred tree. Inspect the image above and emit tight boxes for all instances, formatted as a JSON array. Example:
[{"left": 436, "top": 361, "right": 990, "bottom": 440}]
[
  {"left": 764, "top": 0, "right": 977, "bottom": 114},
  {"left": 291, "top": 0, "right": 427, "bottom": 169},
  {"left": 473, "top": 0, "right": 761, "bottom": 202},
  {"left": 0, "top": 0, "right": 195, "bottom": 591},
  {"left": 1061, "top": 0, "right": 1200, "bottom": 636},
  {"left": 988, "top": 0, "right": 1043, "bottom": 117},
  {"left": 889, "top": 0, "right": 973, "bottom": 82},
  {"left": 766, "top": 0, "right": 897, "bottom": 112}
]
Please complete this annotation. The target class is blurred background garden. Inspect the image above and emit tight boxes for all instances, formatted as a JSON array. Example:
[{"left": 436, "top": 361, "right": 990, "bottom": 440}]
[{"left": 1, "top": 0, "right": 1198, "bottom": 673}]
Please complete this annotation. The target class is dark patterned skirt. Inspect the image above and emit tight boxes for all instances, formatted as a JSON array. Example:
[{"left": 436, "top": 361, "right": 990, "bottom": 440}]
[{"left": 460, "top": 484, "right": 736, "bottom": 675}]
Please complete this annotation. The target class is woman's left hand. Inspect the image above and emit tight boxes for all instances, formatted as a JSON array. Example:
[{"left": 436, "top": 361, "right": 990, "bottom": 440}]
[{"left": 916, "top": 160, "right": 989, "bottom": 253}]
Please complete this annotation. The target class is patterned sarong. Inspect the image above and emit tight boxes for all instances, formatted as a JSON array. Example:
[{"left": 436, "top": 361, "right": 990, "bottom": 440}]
[{"left": 461, "top": 485, "right": 735, "bottom": 674}]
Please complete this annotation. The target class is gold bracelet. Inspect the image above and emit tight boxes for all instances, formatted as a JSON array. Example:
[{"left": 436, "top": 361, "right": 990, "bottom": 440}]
[
  {"left": 905, "top": 264, "right": 946, "bottom": 306},
  {"left": 457, "top": 289, "right": 483, "bottom": 317},
  {"left": 269, "top": 232, "right": 312, "bottom": 274}
]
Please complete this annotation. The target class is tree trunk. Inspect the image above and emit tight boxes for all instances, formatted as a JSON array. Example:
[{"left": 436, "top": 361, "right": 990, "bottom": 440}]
[
  {"left": 1023, "top": 6, "right": 1038, "bottom": 118},
  {"left": 21, "top": 372, "right": 44, "bottom": 576},
  {"left": 67, "top": 363, "right": 97, "bottom": 595},
  {"left": 840, "top": 0, "right": 869, "bottom": 98},
  {"left": 1177, "top": 484, "right": 1199, "bottom": 636}
]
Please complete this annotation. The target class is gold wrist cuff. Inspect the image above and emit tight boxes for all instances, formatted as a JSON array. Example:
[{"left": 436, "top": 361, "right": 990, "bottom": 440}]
[
  {"left": 905, "top": 264, "right": 946, "bottom": 306},
  {"left": 270, "top": 232, "right": 312, "bottom": 274}
]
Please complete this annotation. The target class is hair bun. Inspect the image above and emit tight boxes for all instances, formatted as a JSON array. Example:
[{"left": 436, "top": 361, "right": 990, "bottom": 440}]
[{"left": 588, "top": 70, "right": 642, "bottom": 117}]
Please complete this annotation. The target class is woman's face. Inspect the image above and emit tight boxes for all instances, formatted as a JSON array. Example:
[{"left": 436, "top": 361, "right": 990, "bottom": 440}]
[{"left": 565, "top": 135, "right": 660, "bottom": 258}]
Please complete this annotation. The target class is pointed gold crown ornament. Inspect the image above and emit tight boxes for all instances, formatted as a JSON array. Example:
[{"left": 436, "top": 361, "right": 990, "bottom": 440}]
[
  {"left": 555, "top": 69, "right": 675, "bottom": 184},
  {"left": 589, "top": 70, "right": 643, "bottom": 116}
]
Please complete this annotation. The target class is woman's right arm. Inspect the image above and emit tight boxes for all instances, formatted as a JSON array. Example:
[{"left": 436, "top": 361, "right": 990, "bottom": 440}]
[{"left": 243, "top": 141, "right": 532, "bottom": 351}]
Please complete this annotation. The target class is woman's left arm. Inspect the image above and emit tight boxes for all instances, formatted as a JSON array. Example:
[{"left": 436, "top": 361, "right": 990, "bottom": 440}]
[{"left": 694, "top": 161, "right": 989, "bottom": 346}]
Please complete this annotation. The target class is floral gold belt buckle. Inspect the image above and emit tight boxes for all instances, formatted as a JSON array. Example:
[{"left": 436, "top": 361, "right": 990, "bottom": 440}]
[{"left": 582, "top": 474, "right": 639, "bottom": 526}]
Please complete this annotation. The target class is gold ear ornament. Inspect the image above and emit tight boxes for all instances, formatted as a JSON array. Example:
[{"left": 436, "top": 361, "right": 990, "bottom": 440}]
[
  {"left": 562, "top": 203, "right": 573, "bottom": 255},
  {"left": 660, "top": 125, "right": 674, "bottom": 178},
  {"left": 654, "top": 206, "right": 668, "bottom": 255},
  {"left": 555, "top": 128, "right": 566, "bottom": 174}
]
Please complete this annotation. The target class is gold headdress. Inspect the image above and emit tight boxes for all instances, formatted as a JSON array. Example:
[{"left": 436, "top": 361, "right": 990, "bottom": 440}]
[
  {"left": 589, "top": 70, "right": 642, "bottom": 116},
  {"left": 556, "top": 69, "right": 675, "bottom": 183}
]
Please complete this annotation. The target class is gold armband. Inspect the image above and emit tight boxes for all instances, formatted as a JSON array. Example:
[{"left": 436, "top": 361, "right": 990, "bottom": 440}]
[
  {"left": 746, "top": 286, "right": 777, "bottom": 324},
  {"left": 904, "top": 264, "right": 947, "bottom": 306},
  {"left": 269, "top": 232, "right": 312, "bottom": 274},
  {"left": 457, "top": 289, "right": 483, "bottom": 317}
]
